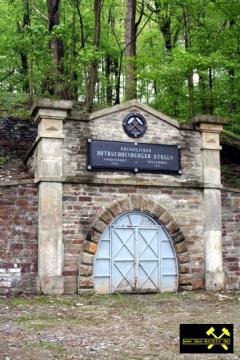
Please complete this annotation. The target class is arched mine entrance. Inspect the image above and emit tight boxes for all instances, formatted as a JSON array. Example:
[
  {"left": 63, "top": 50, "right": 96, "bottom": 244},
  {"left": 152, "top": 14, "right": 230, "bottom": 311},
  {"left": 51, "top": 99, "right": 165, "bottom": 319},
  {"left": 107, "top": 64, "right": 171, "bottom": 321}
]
[{"left": 93, "top": 211, "right": 178, "bottom": 294}]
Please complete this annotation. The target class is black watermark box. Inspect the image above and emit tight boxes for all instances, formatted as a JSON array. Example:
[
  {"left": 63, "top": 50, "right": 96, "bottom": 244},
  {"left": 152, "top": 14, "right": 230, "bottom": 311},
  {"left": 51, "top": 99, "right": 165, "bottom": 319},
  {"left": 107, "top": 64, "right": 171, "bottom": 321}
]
[{"left": 180, "top": 324, "right": 234, "bottom": 353}]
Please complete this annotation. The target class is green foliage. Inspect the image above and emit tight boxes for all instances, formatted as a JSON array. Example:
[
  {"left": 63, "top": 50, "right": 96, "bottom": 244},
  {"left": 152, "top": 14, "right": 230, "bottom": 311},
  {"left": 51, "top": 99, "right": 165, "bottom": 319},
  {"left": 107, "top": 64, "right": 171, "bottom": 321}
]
[
  {"left": 221, "top": 130, "right": 240, "bottom": 150},
  {"left": 0, "top": 92, "right": 31, "bottom": 118},
  {"left": 0, "top": 0, "right": 239, "bottom": 136},
  {"left": 0, "top": 155, "right": 11, "bottom": 167}
]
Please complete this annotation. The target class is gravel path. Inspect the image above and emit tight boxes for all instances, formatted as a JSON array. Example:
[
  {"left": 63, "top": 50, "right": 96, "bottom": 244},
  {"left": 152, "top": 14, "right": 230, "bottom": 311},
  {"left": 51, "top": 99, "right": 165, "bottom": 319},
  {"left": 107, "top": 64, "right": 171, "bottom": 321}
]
[{"left": 0, "top": 291, "right": 239, "bottom": 360}]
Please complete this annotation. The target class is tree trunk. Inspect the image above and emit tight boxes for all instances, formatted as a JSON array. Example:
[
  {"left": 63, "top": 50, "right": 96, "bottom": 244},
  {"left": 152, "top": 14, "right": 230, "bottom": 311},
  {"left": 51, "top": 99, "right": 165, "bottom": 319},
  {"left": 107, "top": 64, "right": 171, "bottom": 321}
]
[
  {"left": 183, "top": 6, "right": 194, "bottom": 117},
  {"left": 154, "top": 1, "right": 181, "bottom": 115},
  {"left": 48, "top": 0, "right": 66, "bottom": 98},
  {"left": 229, "top": 67, "right": 236, "bottom": 113},
  {"left": 76, "top": 0, "right": 85, "bottom": 49},
  {"left": 114, "top": 58, "right": 120, "bottom": 104},
  {"left": 86, "top": 0, "right": 102, "bottom": 112},
  {"left": 154, "top": 0, "right": 172, "bottom": 51},
  {"left": 125, "top": 0, "right": 137, "bottom": 100},
  {"left": 208, "top": 67, "right": 214, "bottom": 115},
  {"left": 105, "top": 9, "right": 114, "bottom": 106},
  {"left": 69, "top": 8, "right": 78, "bottom": 100},
  {"left": 20, "top": 0, "right": 30, "bottom": 93},
  {"left": 199, "top": 74, "right": 207, "bottom": 113},
  {"left": 105, "top": 54, "right": 113, "bottom": 105},
  {"left": 229, "top": 20, "right": 237, "bottom": 113},
  {"left": 153, "top": 80, "right": 158, "bottom": 96}
]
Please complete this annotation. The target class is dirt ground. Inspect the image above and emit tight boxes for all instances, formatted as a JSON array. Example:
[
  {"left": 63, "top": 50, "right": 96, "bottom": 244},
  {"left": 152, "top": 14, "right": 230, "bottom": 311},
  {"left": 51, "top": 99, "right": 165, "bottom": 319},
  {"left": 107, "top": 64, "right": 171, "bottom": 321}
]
[{"left": 0, "top": 291, "right": 239, "bottom": 360}]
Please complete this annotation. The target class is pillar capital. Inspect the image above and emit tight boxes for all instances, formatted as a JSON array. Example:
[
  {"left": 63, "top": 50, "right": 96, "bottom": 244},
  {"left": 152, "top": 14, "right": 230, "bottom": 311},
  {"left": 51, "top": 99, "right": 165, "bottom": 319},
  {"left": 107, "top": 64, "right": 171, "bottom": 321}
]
[
  {"left": 197, "top": 123, "right": 223, "bottom": 133},
  {"left": 192, "top": 115, "right": 225, "bottom": 151},
  {"left": 31, "top": 99, "right": 72, "bottom": 140},
  {"left": 191, "top": 114, "right": 226, "bottom": 128},
  {"left": 27, "top": 99, "right": 72, "bottom": 180},
  {"left": 31, "top": 98, "right": 73, "bottom": 124}
]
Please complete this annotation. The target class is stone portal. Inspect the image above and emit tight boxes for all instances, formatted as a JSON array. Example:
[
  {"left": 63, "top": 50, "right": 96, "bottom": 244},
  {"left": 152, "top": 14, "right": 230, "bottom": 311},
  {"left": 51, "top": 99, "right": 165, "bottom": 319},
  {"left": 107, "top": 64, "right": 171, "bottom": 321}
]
[{"left": 24, "top": 99, "right": 227, "bottom": 294}]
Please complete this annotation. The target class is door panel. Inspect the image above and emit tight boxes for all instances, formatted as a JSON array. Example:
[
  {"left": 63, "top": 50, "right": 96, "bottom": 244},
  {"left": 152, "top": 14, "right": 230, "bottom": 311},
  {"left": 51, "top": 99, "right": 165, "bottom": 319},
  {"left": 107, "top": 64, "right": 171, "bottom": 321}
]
[
  {"left": 138, "top": 261, "right": 159, "bottom": 291},
  {"left": 111, "top": 228, "right": 135, "bottom": 292},
  {"left": 137, "top": 227, "right": 160, "bottom": 291}
]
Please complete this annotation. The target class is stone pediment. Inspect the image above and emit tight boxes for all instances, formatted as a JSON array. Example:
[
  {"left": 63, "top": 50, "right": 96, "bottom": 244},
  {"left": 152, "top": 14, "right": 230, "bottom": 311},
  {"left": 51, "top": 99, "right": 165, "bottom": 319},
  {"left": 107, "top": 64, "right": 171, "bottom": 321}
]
[{"left": 86, "top": 100, "right": 180, "bottom": 129}]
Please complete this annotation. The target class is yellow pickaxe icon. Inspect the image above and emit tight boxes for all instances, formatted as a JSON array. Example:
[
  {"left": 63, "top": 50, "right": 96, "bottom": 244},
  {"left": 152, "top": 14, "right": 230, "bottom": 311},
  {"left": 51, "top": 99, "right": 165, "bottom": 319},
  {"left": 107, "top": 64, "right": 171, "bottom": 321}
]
[{"left": 206, "top": 327, "right": 230, "bottom": 350}]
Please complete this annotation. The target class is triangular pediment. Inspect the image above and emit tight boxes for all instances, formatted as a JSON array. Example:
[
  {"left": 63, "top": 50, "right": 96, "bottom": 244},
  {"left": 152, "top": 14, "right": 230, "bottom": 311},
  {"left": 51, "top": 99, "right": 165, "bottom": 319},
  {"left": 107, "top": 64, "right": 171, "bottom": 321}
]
[{"left": 87, "top": 100, "right": 180, "bottom": 129}]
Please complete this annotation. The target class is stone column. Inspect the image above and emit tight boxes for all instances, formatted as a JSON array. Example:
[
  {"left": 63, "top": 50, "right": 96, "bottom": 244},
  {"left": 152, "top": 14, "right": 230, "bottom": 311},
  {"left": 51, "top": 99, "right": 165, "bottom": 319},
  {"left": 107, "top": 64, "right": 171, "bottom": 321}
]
[
  {"left": 194, "top": 116, "right": 225, "bottom": 291},
  {"left": 31, "top": 99, "right": 72, "bottom": 295}
]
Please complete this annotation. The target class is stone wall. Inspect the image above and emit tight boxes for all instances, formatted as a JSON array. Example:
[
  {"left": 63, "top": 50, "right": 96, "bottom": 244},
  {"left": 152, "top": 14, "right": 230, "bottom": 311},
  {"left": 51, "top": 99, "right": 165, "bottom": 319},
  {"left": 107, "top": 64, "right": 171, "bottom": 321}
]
[
  {"left": 0, "top": 117, "right": 36, "bottom": 182},
  {"left": 63, "top": 107, "right": 202, "bottom": 187},
  {"left": 60, "top": 103, "right": 228, "bottom": 294},
  {"left": 0, "top": 182, "right": 38, "bottom": 294},
  {"left": 1, "top": 101, "right": 239, "bottom": 295},
  {"left": 0, "top": 117, "right": 36, "bottom": 158},
  {"left": 63, "top": 183, "right": 204, "bottom": 294},
  {"left": 1, "top": 182, "right": 239, "bottom": 294},
  {"left": 222, "top": 188, "right": 240, "bottom": 290}
]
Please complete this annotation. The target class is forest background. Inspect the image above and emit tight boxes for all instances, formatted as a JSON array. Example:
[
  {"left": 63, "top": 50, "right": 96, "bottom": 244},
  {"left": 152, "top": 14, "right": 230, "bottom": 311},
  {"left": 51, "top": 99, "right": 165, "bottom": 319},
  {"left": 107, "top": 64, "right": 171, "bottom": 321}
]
[{"left": 0, "top": 0, "right": 240, "bottom": 137}]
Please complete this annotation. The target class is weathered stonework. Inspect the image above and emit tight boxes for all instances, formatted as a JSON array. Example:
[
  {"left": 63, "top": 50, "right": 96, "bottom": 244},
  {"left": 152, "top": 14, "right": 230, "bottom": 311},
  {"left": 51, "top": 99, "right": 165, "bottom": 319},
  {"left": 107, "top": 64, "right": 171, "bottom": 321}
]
[
  {"left": 196, "top": 120, "right": 225, "bottom": 291},
  {"left": 222, "top": 188, "right": 240, "bottom": 290},
  {"left": 0, "top": 99, "right": 239, "bottom": 295},
  {"left": 62, "top": 184, "right": 204, "bottom": 293},
  {"left": 28, "top": 99, "right": 72, "bottom": 295},
  {"left": 0, "top": 183, "right": 38, "bottom": 294},
  {"left": 63, "top": 103, "right": 203, "bottom": 187},
  {"left": 78, "top": 195, "right": 190, "bottom": 293}
]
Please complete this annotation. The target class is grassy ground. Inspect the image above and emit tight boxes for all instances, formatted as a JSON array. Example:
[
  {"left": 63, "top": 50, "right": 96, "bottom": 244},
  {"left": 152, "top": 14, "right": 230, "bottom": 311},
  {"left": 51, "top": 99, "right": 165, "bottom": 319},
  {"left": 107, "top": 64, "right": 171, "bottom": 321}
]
[{"left": 0, "top": 291, "right": 239, "bottom": 360}]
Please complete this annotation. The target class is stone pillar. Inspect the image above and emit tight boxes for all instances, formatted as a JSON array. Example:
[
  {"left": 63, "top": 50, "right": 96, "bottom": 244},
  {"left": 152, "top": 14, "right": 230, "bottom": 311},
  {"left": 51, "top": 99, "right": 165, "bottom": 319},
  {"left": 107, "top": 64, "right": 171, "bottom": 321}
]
[
  {"left": 31, "top": 99, "right": 72, "bottom": 295},
  {"left": 194, "top": 116, "right": 225, "bottom": 291}
]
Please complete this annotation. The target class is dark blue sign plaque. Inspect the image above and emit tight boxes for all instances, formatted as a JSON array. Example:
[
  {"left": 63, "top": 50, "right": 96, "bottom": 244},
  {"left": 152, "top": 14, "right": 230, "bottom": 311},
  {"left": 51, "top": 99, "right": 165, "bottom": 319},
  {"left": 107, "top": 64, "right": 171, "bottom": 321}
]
[{"left": 87, "top": 139, "right": 181, "bottom": 174}]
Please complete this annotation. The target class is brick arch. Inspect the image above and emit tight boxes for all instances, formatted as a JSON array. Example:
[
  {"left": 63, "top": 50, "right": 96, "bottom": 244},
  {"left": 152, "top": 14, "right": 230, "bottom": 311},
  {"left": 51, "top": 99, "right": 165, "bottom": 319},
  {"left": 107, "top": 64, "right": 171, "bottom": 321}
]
[{"left": 78, "top": 195, "right": 191, "bottom": 293}]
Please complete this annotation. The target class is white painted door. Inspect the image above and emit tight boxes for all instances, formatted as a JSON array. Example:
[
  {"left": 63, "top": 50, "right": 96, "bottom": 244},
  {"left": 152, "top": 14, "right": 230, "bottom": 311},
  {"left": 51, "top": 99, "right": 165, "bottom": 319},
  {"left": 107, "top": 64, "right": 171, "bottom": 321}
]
[{"left": 94, "top": 212, "right": 178, "bottom": 294}]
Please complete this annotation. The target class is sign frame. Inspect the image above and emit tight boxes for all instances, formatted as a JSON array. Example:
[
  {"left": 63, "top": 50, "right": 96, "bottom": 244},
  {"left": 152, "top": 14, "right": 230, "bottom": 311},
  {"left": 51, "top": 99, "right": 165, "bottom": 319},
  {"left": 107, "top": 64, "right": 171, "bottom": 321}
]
[{"left": 87, "top": 139, "right": 182, "bottom": 175}]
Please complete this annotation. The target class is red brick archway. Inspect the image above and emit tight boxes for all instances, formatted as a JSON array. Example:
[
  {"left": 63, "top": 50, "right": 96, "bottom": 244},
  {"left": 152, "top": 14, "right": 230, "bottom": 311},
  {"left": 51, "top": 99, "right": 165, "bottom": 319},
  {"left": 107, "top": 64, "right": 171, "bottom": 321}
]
[{"left": 78, "top": 195, "right": 191, "bottom": 293}]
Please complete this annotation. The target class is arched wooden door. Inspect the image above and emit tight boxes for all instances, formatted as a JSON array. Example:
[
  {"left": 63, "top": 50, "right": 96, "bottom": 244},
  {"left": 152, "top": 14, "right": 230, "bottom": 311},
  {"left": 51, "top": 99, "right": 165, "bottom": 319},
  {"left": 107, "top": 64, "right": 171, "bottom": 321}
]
[{"left": 93, "top": 211, "right": 178, "bottom": 294}]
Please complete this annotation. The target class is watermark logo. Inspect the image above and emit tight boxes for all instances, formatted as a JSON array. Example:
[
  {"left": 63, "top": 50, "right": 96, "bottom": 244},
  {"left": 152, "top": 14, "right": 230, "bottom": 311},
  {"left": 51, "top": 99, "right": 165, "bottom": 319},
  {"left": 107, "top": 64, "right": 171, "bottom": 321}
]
[{"left": 180, "top": 324, "right": 234, "bottom": 353}]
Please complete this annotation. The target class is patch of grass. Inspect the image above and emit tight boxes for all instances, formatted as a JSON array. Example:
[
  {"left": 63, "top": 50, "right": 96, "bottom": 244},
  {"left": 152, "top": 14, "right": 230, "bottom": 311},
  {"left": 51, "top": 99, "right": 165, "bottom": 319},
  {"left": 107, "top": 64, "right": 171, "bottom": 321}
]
[
  {"left": 3, "top": 296, "right": 32, "bottom": 307},
  {"left": 1, "top": 292, "right": 180, "bottom": 311},
  {"left": 156, "top": 291, "right": 178, "bottom": 297},
  {"left": 1, "top": 293, "right": 140, "bottom": 311},
  {"left": 75, "top": 292, "right": 137, "bottom": 307},
  {"left": 33, "top": 295, "right": 80, "bottom": 307},
  {"left": 98, "top": 293, "right": 133, "bottom": 304},
  {"left": 16, "top": 310, "right": 109, "bottom": 330},
  {"left": 27, "top": 340, "right": 65, "bottom": 350},
  {"left": 16, "top": 313, "right": 60, "bottom": 330},
  {"left": 0, "top": 155, "right": 10, "bottom": 167},
  {"left": 2, "top": 295, "right": 81, "bottom": 307}
]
